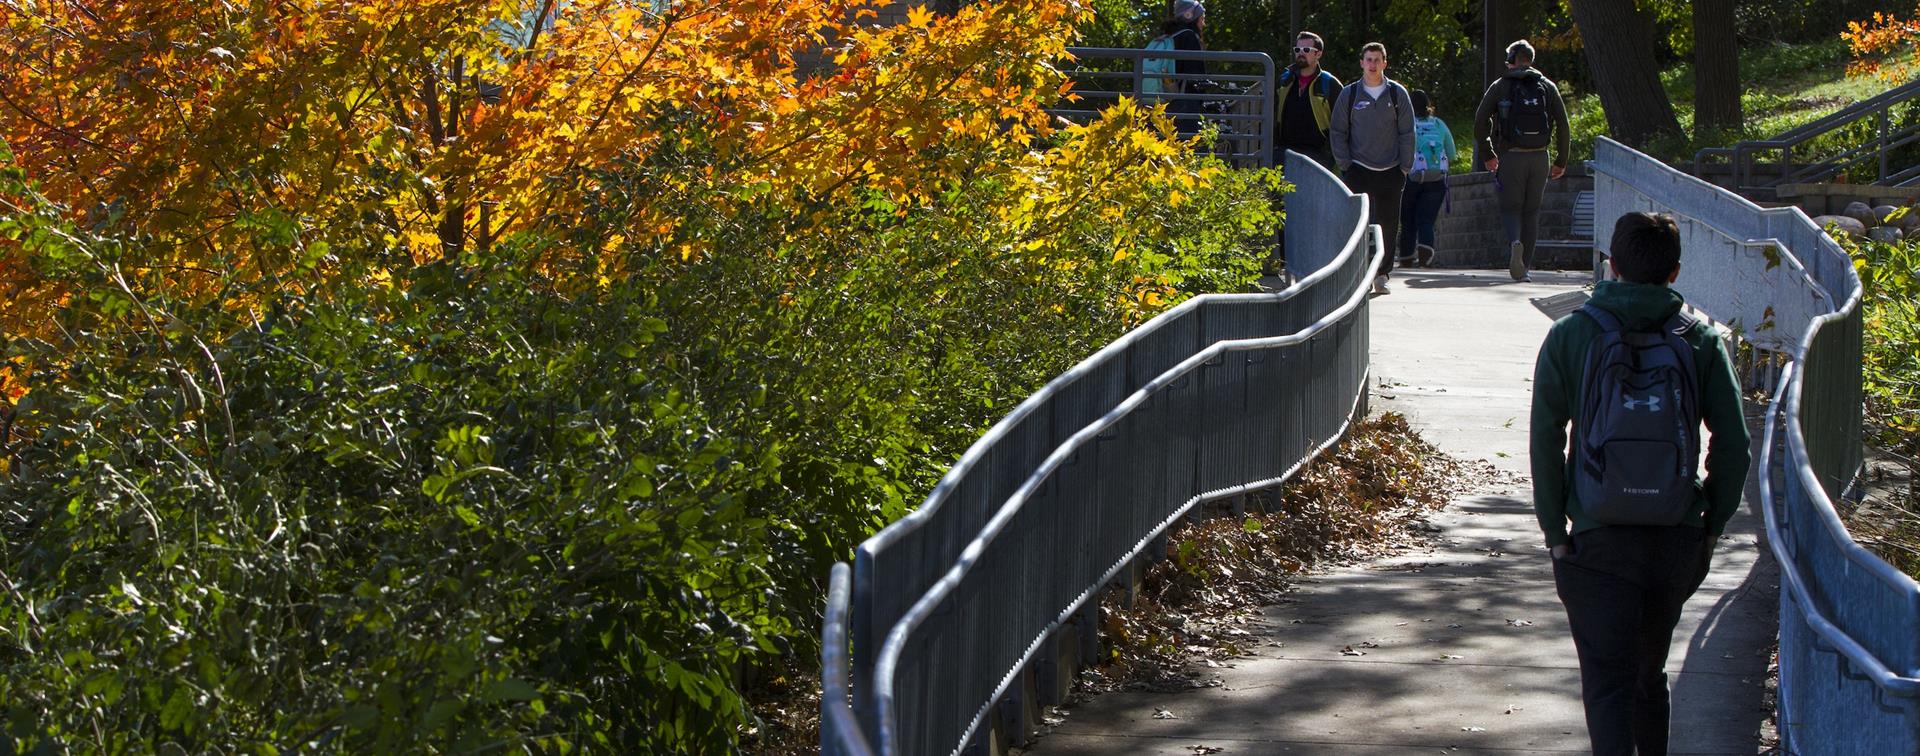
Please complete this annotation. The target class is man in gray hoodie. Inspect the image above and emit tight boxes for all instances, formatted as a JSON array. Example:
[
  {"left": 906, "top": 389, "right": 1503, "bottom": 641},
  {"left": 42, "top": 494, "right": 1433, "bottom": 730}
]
[
  {"left": 1474, "top": 39, "right": 1572, "bottom": 282},
  {"left": 1329, "top": 42, "right": 1416, "bottom": 295}
]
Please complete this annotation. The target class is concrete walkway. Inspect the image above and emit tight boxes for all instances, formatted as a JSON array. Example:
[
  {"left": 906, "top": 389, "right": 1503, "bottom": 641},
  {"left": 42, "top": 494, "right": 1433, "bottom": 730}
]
[{"left": 1021, "top": 268, "right": 1777, "bottom": 754}]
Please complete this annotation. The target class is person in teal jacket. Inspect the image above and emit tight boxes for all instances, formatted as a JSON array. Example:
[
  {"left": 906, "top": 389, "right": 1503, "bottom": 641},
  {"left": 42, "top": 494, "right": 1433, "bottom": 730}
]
[
  {"left": 1397, "top": 90, "right": 1454, "bottom": 267},
  {"left": 1529, "top": 211, "right": 1752, "bottom": 755}
]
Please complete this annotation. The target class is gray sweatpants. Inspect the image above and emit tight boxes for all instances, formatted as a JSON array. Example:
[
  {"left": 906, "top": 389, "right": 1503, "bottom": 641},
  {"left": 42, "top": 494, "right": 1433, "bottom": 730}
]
[{"left": 1497, "top": 149, "right": 1552, "bottom": 268}]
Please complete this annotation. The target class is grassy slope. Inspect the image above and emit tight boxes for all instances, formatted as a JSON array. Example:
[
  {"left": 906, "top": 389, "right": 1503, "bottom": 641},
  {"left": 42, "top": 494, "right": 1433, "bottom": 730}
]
[{"left": 1443, "top": 39, "right": 1909, "bottom": 168}]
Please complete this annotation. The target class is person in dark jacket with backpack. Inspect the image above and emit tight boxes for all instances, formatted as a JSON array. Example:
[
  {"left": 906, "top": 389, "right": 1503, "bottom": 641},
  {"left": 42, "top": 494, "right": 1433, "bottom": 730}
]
[
  {"left": 1530, "top": 212, "right": 1751, "bottom": 756},
  {"left": 1473, "top": 39, "right": 1571, "bottom": 282}
]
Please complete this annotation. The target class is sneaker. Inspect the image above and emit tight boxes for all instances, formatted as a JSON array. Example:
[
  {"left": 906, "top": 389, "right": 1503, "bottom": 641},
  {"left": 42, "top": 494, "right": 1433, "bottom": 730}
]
[
  {"left": 1372, "top": 275, "right": 1390, "bottom": 295},
  {"left": 1395, "top": 253, "right": 1417, "bottom": 264},
  {"left": 1416, "top": 244, "right": 1434, "bottom": 267},
  {"left": 1508, "top": 240, "right": 1527, "bottom": 281}
]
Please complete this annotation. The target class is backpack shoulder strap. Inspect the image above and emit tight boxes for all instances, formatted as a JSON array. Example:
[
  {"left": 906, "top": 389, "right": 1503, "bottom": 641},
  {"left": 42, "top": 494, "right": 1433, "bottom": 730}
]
[
  {"left": 1662, "top": 311, "right": 1696, "bottom": 337},
  {"left": 1577, "top": 302, "right": 1623, "bottom": 332}
]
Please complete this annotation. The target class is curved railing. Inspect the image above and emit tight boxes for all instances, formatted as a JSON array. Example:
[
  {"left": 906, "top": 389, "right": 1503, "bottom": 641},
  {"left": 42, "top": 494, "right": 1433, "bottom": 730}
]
[
  {"left": 1593, "top": 137, "right": 1919, "bottom": 753},
  {"left": 821, "top": 150, "right": 1377, "bottom": 754}
]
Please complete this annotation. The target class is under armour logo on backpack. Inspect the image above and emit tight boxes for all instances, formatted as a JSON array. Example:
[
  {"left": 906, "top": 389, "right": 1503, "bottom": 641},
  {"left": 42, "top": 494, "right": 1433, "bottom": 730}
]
[{"left": 1623, "top": 395, "right": 1662, "bottom": 412}]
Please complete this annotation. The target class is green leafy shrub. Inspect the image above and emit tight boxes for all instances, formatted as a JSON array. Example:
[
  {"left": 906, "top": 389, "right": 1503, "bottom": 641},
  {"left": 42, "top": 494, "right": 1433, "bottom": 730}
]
[
  {"left": 0, "top": 102, "right": 1283, "bottom": 751},
  {"left": 1838, "top": 228, "right": 1920, "bottom": 579},
  {"left": 1842, "top": 231, "right": 1920, "bottom": 452}
]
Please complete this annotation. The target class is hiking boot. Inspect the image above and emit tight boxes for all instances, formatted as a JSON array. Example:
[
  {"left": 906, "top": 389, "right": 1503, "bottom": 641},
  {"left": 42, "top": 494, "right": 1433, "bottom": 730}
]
[
  {"left": 1372, "top": 275, "right": 1390, "bottom": 295},
  {"left": 1508, "top": 240, "right": 1527, "bottom": 281},
  {"left": 1416, "top": 243, "right": 1434, "bottom": 267}
]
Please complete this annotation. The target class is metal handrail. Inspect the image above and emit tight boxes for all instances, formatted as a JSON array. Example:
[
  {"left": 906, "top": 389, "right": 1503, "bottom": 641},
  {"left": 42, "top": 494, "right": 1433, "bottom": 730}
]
[
  {"left": 824, "top": 151, "right": 1371, "bottom": 753},
  {"left": 822, "top": 563, "right": 876, "bottom": 756},
  {"left": 1693, "top": 77, "right": 1920, "bottom": 191},
  {"left": 845, "top": 152, "right": 1357, "bottom": 745},
  {"left": 1763, "top": 360, "right": 1920, "bottom": 699},
  {"left": 1056, "top": 47, "right": 1276, "bottom": 169},
  {"left": 872, "top": 237, "right": 1380, "bottom": 754}
]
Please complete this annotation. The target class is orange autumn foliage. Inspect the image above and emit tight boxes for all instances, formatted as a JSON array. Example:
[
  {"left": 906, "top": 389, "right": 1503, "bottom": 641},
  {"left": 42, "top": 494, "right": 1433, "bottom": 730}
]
[
  {"left": 0, "top": 0, "right": 1091, "bottom": 401},
  {"left": 1844, "top": 6, "right": 1920, "bottom": 81}
]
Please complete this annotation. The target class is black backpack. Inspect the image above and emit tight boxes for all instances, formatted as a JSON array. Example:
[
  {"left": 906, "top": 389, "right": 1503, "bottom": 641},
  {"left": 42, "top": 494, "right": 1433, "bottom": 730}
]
[
  {"left": 1501, "top": 75, "right": 1553, "bottom": 149},
  {"left": 1572, "top": 304, "right": 1701, "bottom": 526}
]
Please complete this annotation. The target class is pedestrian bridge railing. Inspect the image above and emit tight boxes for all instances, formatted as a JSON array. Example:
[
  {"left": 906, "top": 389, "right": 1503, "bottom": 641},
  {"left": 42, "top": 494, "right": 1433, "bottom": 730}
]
[
  {"left": 821, "top": 150, "right": 1377, "bottom": 755},
  {"left": 1051, "top": 48, "right": 1275, "bottom": 170},
  {"left": 1591, "top": 136, "right": 1919, "bottom": 754}
]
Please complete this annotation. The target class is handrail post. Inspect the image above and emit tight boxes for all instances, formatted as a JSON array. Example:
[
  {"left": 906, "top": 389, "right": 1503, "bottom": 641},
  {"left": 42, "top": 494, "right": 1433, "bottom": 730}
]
[
  {"left": 1261, "top": 53, "right": 1274, "bottom": 168},
  {"left": 1881, "top": 108, "right": 1892, "bottom": 183}
]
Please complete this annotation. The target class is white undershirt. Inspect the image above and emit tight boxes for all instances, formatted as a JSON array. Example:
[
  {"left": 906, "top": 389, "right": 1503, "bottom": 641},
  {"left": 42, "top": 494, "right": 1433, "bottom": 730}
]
[{"left": 1363, "top": 82, "right": 1388, "bottom": 100}]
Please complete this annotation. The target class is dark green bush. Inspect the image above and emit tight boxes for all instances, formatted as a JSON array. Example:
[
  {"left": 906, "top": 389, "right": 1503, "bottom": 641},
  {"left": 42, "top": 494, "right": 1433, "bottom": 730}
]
[{"left": 1, "top": 119, "right": 1283, "bottom": 752}]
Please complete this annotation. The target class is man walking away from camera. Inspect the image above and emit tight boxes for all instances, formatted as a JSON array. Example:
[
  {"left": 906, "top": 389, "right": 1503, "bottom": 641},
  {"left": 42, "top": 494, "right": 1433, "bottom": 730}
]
[
  {"left": 1474, "top": 39, "right": 1571, "bottom": 282},
  {"left": 1530, "top": 212, "right": 1751, "bottom": 755}
]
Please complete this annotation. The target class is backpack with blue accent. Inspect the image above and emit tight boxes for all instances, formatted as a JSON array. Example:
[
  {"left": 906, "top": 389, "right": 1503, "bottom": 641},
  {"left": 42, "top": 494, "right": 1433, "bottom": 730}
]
[
  {"left": 1410, "top": 118, "right": 1450, "bottom": 181},
  {"left": 1573, "top": 303, "right": 1701, "bottom": 526},
  {"left": 1143, "top": 34, "right": 1178, "bottom": 95}
]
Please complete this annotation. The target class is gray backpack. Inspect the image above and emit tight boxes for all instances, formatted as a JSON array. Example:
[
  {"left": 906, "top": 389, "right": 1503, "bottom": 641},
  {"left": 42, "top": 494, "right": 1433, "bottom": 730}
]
[{"left": 1573, "top": 303, "right": 1701, "bottom": 526}]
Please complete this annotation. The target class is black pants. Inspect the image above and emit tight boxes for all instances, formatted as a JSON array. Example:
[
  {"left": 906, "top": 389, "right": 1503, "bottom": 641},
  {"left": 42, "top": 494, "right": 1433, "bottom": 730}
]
[
  {"left": 1552, "top": 526, "right": 1714, "bottom": 756},
  {"left": 1398, "top": 178, "right": 1448, "bottom": 259},
  {"left": 1343, "top": 166, "right": 1404, "bottom": 278}
]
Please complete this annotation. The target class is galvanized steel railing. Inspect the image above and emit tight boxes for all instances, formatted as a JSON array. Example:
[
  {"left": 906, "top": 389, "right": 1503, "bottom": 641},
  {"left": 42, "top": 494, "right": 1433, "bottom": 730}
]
[
  {"left": 1052, "top": 48, "right": 1275, "bottom": 169},
  {"left": 1592, "top": 136, "right": 1920, "bottom": 753},
  {"left": 820, "top": 150, "right": 1376, "bottom": 755},
  {"left": 1692, "top": 77, "right": 1920, "bottom": 195}
]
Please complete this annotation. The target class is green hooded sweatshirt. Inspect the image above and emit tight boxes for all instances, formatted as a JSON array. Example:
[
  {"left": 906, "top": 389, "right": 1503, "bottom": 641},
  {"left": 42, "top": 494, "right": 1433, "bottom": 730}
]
[{"left": 1529, "top": 281, "right": 1752, "bottom": 547}]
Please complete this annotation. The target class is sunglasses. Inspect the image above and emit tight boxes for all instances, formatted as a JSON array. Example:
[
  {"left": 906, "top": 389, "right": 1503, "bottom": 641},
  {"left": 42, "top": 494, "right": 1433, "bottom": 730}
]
[{"left": 1292, "top": 46, "right": 1320, "bottom": 54}]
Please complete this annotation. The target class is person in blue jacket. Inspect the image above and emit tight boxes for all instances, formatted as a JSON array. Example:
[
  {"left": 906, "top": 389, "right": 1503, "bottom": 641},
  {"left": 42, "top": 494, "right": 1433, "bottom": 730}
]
[{"left": 1398, "top": 89, "right": 1455, "bottom": 267}]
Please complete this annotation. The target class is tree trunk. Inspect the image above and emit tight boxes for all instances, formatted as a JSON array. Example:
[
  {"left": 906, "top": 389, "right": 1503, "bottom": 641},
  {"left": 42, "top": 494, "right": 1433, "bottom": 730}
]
[
  {"left": 1565, "top": 0, "right": 1682, "bottom": 147},
  {"left": 1482, "top": 0, "right": 1521, "bottom": 89},
  {"left": 1478, "top": 0, "right": 1521, "bottom": 167},
  {"left": 1691, "top": 0, "right": 1741, "bottom": 136}
]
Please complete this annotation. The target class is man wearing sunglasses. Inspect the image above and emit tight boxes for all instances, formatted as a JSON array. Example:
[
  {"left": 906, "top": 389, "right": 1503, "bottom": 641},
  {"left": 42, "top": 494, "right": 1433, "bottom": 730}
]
[
  {"left": 1273, "top": 31, "right": 1341, "bottom": 171},
  {"left": 1265, "top": 32, "right": 1341, "bottom": 278}
]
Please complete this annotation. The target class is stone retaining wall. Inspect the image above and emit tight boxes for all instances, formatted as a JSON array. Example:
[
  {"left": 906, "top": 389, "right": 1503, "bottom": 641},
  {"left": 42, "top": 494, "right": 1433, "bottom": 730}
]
[{"left": 1429, "top": 167, "right": 1595, "bottom": 270}]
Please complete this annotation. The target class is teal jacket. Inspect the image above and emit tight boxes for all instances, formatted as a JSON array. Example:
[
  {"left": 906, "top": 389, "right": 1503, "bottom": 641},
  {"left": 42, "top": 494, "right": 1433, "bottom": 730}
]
[{"left": 1529, "top": 281, "right": 1752, "bottom": 547}]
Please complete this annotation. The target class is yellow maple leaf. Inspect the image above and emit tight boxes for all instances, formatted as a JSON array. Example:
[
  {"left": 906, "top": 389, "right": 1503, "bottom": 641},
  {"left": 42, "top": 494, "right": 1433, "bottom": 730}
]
[{"left": 906, "top": 5, "right": 934, "bottom": 29}]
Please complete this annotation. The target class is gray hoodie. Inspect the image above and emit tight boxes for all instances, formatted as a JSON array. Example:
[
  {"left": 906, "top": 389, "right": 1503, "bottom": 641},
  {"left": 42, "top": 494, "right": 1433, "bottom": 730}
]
[{"left": 1329, "top": 79, "right": 1415, "bottom": 173}]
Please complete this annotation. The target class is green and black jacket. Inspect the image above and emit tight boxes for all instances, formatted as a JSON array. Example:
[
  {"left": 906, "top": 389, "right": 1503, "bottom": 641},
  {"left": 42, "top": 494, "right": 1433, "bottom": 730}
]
[{"left": 1529, "top": 281, "right": 1753, "bottom": 547}]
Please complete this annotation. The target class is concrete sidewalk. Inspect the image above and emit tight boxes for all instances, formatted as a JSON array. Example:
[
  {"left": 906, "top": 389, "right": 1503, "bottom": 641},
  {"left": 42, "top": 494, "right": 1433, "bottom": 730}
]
[{"left": 1021, "top": 268, "right": 1777, "bottom": 754}]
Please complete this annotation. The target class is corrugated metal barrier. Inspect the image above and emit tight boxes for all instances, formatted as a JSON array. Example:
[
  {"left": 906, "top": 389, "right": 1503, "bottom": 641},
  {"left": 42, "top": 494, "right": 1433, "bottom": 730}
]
[{"left": 822, "top": 149, "right": 1378, "bottom": 755}]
